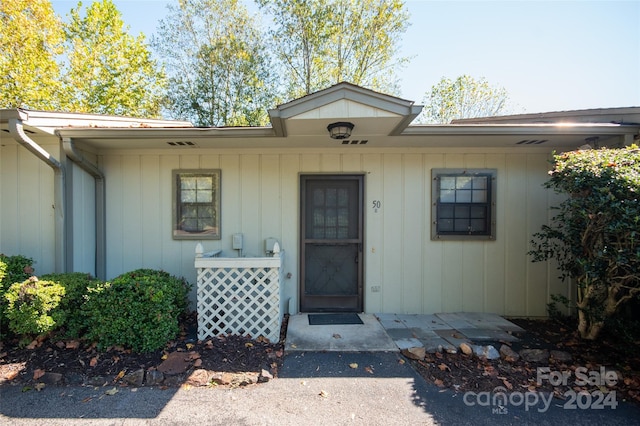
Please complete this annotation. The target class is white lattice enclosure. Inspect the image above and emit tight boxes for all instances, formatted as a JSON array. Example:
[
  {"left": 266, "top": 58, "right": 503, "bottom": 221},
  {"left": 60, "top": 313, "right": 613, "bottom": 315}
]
[{"left": 195, "top": 245, "right": 284, "bottom": 343}]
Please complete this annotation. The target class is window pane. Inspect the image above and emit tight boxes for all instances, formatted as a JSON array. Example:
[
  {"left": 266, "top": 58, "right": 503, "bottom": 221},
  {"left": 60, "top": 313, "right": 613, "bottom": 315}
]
[
  {"left": 470, "top": 219, "right": 487, "bottom": 232},
  {"left": 456, "top": 190, "right": 472, "bottom": 203},
  {"left": 470, "top": 205, "right": 487, "bottom": 218},
  {"left": 454, "top": 205, "right": 470, "bottom": 218},
  {"left": 438, "top": 218, "right": 454, "bottom": 232},
  {"left": 196, "top": 189, "right": 212, "bottom": 202},
  {"left": 196, "top": 177, "right": 212, "bottom": 190},
  {"left": 439, "top": 204, "right": 454, "bottom": 218},
  {"left": 338, "top": 208, "right": 349, "bottom": 226},
  {"left": 313, "top": 189, "right": 324, "bottom": 205},
  {"left": 181, "top": 189, "right": 196, "bottom": 203},
  {"left": 181, "top": 177, "right": 196, "bottom": 190},
  {"left": 182, "top": 218, "right": 198, "bottom": 231},
  {"left": 338, "top": 188, "right": 348, "bottom": 206},
  {"left": 326, "top": 188, "right": 337, "bottom": 206},
  {"left": 326, "top": 208, "right": 336, "bottom": 226},
  {"left": 456, "top": 177, "right": 473, "bottom": 189},
  {"left": 441, "top": 177, "right": 456, "bottom": 190},
  {"left": 473, "top": 176, "right": 487, "bottom": 189},
  {"left": 471, "top": 189, "right": 487, "bottom": 203},
  {"left": 440, "top": 189, "right": 456, "bottom": 203},
  {"left": 454, "top": 219, "right": 469, "bottom": 232}
]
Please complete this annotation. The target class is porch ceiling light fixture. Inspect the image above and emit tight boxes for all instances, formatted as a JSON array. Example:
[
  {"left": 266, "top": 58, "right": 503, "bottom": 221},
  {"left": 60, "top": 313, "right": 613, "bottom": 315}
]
[{"left": 327, "top": 121, "right": 354, "bottom": 140}]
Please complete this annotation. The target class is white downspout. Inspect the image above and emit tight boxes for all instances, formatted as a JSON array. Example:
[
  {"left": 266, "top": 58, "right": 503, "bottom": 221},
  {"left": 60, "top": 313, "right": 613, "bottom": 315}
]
[
  {"left": 61, "top": 137, "right": 106, "bottom": 280},
  {"left": 8, "top": 118, "right": 66, "bottom": 273}
]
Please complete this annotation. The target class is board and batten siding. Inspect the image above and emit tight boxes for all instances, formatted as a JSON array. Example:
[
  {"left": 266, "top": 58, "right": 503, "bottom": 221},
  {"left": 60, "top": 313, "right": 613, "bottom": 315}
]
[
  {"left": 100, "top": 148, "right": 566, "bottom": 317},
  {"left": 0, "top": 140, "right": 58, "bottom": 275}
]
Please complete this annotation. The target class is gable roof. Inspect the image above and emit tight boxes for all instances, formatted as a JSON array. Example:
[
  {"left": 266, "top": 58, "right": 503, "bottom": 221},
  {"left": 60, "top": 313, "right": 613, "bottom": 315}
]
[{"left": 269, "top": 82, "right": 422, "bottom": 137}]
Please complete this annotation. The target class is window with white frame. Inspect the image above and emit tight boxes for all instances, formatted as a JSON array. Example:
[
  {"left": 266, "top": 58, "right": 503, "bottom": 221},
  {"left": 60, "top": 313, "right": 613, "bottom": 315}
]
[
  {"left": 431, "top": 169, "right": 496, "bottom": 240},
  {"left": 172, "top": 170, "right": 221, "bottom": 239}
]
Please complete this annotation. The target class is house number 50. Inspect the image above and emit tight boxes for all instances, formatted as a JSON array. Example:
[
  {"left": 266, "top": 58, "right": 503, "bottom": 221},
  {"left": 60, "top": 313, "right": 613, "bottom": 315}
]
[{"left": 372, "top": 200, "right": 381, "bottom": 212}]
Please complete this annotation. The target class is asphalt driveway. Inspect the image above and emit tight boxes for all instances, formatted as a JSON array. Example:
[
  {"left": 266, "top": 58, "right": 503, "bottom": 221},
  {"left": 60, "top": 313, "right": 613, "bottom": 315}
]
[{"left": 2, "top": 351, "right": 639, "bottom": 425}]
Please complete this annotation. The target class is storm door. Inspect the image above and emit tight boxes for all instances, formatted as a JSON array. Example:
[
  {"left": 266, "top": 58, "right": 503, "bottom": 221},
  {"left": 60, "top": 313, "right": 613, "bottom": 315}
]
[{"left": 300, "top": 175, "right": 363, "bottom": 312}]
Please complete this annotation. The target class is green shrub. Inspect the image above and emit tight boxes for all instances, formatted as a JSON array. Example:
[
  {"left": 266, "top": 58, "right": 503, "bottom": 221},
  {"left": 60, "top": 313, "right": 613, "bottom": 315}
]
[
  {"left": 530, "top": 146, "right": 640, "bottom": 340},
  {"left": 40, "top": 272, "right": 100, "bottom": 338},
  {"left": 0, "top": 254, "right": 34, "bottom": 289},
  {"left": 83, "top": 269, "right": 190, "bottom": 353},
  {"left": 4, "top": 277, "right": 66, "bottom": 337},
  {"left": 0, "top": 254, "right": 35, "bottom": 337}
]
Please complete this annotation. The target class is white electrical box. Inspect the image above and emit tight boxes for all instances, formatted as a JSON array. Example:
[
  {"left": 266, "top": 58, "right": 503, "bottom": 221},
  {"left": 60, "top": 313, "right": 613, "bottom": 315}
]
[
  {"left": 232, "top": 233, "right": 243, "bottom": 249},
  {"left": 265, "top": 238, "right": 278, "bottom": 254}
]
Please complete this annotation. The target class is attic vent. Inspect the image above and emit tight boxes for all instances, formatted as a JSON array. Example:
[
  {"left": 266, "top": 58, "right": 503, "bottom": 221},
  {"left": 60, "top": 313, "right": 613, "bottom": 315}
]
[
  {"left": 340, "top": 140, "right": 368, "bottom": 145},
  {"left": 516, "top": 139, "right": 548, "bottom": 145},
  {"left": 167, "top": 141, "right": 196, "bottom": 147}
]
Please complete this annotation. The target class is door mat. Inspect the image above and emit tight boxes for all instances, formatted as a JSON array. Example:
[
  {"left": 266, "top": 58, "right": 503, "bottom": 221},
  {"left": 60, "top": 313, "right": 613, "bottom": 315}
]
[{"left": 308, "top": 313, "right": 363, "bottom": 325}]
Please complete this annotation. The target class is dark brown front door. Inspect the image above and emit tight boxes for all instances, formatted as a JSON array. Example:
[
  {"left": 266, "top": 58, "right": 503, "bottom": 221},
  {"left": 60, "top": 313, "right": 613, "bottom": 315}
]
[{"left": 300, "top": 175, "right": 363, "bottom": 312}]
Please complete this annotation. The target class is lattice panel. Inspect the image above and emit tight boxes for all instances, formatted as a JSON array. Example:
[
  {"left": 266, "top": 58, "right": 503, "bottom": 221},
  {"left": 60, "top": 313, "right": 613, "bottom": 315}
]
[{"left": 196, "top": 262, "right": 282, "bottom": 343}]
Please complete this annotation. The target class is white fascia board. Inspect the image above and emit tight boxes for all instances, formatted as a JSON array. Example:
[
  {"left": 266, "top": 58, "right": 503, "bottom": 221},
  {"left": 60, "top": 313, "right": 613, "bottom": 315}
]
[
  {"left": 55, "top": 126, "right": 276, "bottom": 140},
  {"left": 402, "top": 123, "right": 640, "bottom": 136}
]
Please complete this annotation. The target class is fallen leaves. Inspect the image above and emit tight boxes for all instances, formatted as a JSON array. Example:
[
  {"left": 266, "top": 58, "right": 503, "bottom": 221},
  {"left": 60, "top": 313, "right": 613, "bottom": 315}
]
[
  {"left": 104, "top": 387, "right": 119, "bottom": 396},
  {"left": 114, "top": 370, "right": 125, "bottom": 381},
  {"left": 33, "top": 369, "right": 45, "bottom": 380},
  {"left": 349, "top": 363, "right": 358, "bottom": 369}
]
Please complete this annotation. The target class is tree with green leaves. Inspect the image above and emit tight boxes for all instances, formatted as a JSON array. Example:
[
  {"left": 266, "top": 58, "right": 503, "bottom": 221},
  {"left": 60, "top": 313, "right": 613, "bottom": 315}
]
[
  {"left": 529, "top": 146, "right": 640, "bottom": 340},
  {"left": 153, "top": 0, "right": 277, "bottom": 127},
  {"left": 62, "top": 0, "right": 166, "bottom": 117},
  {"left": 0, "top": 0, "right": 65, "bottom": 110},
  {"left": 420, "top": 75, "right": 511, "bottom": 124},
  {"left": 257, "top": 0, "right": 409, "bottom": 99}
]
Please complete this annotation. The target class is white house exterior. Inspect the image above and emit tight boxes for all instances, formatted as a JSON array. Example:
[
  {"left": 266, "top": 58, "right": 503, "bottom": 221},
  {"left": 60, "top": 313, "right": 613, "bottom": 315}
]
[{"left": 1, "top": 83, "right": 639, "bottom": 317}]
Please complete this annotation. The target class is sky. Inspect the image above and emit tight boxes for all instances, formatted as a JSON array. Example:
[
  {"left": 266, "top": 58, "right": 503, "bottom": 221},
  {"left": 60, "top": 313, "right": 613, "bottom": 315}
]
[{"left": 50, "top": 0, "right": 640, "bottom": 114}]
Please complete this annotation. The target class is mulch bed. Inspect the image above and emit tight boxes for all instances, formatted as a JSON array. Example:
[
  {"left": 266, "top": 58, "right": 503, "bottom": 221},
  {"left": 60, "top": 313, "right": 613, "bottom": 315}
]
[
  {"left": 1, "top": 314, "right": 639, "bottom": 405},
  {"left": 0, "top": 313, "right": 285, "bottom": 389},
  {"left": 407, "top": 318, "right": 640, "bottom": 405}
]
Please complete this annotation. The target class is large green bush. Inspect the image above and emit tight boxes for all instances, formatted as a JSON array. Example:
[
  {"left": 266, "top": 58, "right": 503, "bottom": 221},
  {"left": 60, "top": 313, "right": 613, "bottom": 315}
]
[
  {"left": 4, "top": 277, "right": 66, "bottom": 337},
  {"left": 83, "top": 269, "right": 190, "bottom": 352},
  {"left": 530, "top": 146, "right": 640, "bottom": 340},
  {"left": 40, "top": 272, "right": 99, "bottom": 338}
]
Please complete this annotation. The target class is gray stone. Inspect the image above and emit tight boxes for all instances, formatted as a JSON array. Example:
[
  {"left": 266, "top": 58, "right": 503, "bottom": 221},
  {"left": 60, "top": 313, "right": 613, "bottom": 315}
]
[
  {"left": 86, "top": 376, "right": 108, "bottom": 387},
  {"left": 401, "top": 347, "right": 426, "bottom": 360},
  {"left": 499, "top": 344, "right": 520, "bottom": 362},
  {"left": 123, "top": 369, "right": 145, "bottom": 387},
  {"left": 65, "top": 373, "right": 84, "bottom": 385},
  {"left": 550, "top": 350, "right": 572, "bottom": 363},
  {"left": 519, "top": 349, "right": 549, "bottom": 363},
  {"left": 473, "top": 345, "right": 500, "bottom": 360},
  {"left": 40, "top": 372, "right": 63, "bottom": 385},
  {"left": 145, "top": 370, "right": 164, "bottom": 386}
]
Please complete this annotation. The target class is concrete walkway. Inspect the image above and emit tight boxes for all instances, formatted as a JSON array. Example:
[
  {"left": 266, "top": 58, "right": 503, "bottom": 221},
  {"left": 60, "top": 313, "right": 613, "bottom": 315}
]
[{"left": 286, "top": 312, "right": 525, "bottom": 352}]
